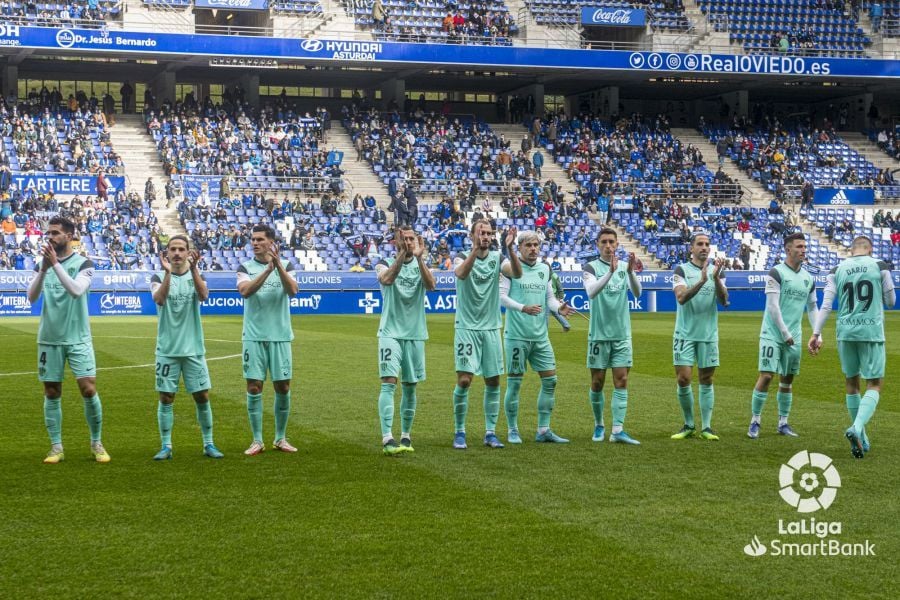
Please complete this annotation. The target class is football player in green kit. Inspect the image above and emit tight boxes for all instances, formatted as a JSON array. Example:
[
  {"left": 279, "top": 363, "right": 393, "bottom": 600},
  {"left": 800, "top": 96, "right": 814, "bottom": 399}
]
[
  {"left": 500, "top": 231, "right": 574, "bottom": 444},
  {"left": 237, "top": 224, "right": 299, "bottom": 456},
  {"left": 810, "top": 236, "right": 896, "bottom": 458},
  {"left": 748, "top": 233, "right": 818, "bottom": 439},
  {"left": 582, "top": 228, "right": 643, "bottom": 445},
  {"left": 452, "top": 219, "right": 521, "bottom": 450},
  {"left": 27, "top": 215, "right": 110, "bottom": 464},
  {"left": 374, "top": 226, "right": 436, "bottom": 456},
  {"left": 150, "top": 235, "right": 223, "bottom": 460},
  {"left": 670, "top": 233, "right": 729, "bottom": 441}
]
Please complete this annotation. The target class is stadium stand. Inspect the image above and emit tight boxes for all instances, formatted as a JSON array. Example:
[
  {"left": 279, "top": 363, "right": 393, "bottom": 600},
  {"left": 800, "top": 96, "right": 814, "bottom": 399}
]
[
  {"left": 525, "top": 0, "right": 691, "bottom": 32},
  {"left": 272, "top": 0, "right": 324, "bottom": 15},
  {"left": 702, "top": 125, "right": 900, "bottom": 199},
  {"left": 1, "top": 102, "right": 122, "bottom": 175},
  {"left": 344, "top": 0, "right": 517, "bottom": 45},
  {"left": 699, "top": 0, "right": 871, "bottom": 56},
  {"left": 148, "top": 101, "right": 329, "bottom": 181},
  {"left": 869, "top": 128, "right": 900, "bottom": 159},
  {"left": 0, "top": 0, "right": 121, "bottom": 26},
  {"left": 804, "top": 205, "right": 900, "bottom": 265}
]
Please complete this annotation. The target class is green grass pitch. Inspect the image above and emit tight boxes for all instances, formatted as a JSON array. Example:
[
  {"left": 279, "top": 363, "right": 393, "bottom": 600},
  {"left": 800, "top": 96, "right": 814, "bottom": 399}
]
[{"left": 1, "top": 313, "right": 898, "bottom": 598}]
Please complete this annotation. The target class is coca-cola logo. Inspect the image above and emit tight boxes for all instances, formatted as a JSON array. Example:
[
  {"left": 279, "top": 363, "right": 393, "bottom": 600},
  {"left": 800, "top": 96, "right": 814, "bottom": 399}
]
[
  {"left": 203, "top": 0, "right": 257, "bottom": 8},
  {"left": 590, "top": 9, "right": 638, "bottom": 25}
]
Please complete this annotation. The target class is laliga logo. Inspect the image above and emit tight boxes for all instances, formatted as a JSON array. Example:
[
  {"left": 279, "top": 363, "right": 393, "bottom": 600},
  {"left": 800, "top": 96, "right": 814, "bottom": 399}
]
[
  {"left": 779, "top": 450, "right": 841, "bottom": 513},
  {"left": 301, "top": 39, "right": 323, "bottom": 52},
  {"left": 56, "top": 29, "right": 76, "bottom": 48},
  {"left": 591, "top": 9, "right": 635, "bottom": 25}
]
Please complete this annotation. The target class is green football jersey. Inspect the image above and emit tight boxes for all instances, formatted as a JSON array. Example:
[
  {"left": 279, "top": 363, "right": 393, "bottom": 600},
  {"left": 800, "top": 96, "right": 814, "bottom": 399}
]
[
  {"left": 36, "top": 254, "right": 93, "bottom": 346},
  {"left": 584, "top": 258, "right": 632, "bottom": 341},
  {"left": 237, "top": 258, "right": 295, "bottom": 342},
  {"left": 504, "top": 260, "right": 551, "bottom": 342},
  {"left": 761, "top": 263, "right": 814, "bottom": 342},
  {"left": 673, "top": 261, "right": 723, "bottom": 342},
  {"left": 152, "top": 271, "right": 206, "bottom": 356},
  {"left": 377, "top": 257, "right": 428, "bottom": 341},
  {"left": 833, "top": 256, "right": 889, "bottom": 342},
  {"left": 455, "top": 250, "right": 503, "bottom": 331}
]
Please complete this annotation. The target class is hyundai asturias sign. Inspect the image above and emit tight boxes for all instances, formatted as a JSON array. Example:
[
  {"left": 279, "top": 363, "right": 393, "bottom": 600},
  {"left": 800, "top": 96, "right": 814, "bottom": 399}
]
[
  {"left": 582, "top": 7, "right": 646, "bottom": 27},
  {"left": 194, "top": 0, "right": 268, "bottom": 10}
]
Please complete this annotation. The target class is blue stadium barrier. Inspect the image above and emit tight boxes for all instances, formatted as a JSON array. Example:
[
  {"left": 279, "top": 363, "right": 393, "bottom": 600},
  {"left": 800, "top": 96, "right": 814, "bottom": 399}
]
[{"left": 3, "top": 271, "right": 897, "bottom": 316}]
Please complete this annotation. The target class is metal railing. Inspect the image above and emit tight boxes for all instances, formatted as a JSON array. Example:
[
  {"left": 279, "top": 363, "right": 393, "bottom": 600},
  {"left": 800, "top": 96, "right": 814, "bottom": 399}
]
[
  {"left": 174, "top": 174, "right": 353, "bottom": 197},
  {"left": 3, "top": 10, "right": 896, "bottom": 59}
]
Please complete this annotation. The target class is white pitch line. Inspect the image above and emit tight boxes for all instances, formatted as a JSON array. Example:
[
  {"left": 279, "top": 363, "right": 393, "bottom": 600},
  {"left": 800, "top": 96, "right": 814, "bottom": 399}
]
[
  {"left": 0, "top": 353, "right": 241, "bottom": 378},
  {"left": 91, "top": 335, "right": 241, "bottom": 344}
]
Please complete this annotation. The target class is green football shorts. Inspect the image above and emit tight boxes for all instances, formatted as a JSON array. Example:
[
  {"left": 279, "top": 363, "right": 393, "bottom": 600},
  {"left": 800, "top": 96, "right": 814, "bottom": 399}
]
[
  {"left": 673, "top": 338, "right": 719, "bottom": 369},
  {"left": 587, "top": 339, "right": 633, "bottom": 370},
  {"left": 758, "top": 338, "right": 801, "bottom": 376},
  {"left": 155, "top": 355, "right": 212, "bottom": 394},
  {"left": 505, "top": 338, "right": 556, "bottom": 374},
  {"left": 378, "top": 337, "right": 426, "bottom": 383},
  {"left": 454, "top": 328, "right": 504, "bottom": 377},
  {"left": 242, "top": 341, "right": 293, "bottom": 382},
  {"left": 838, "top": 340, "right": 885, "bottom": 379},
  {"left": 38, "top": 342, "right": 96, "bottom": 382}
]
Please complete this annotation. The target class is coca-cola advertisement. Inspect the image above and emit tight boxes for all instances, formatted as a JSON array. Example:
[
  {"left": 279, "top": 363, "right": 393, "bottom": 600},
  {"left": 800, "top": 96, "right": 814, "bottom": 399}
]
[
  {"left": 194, "top": 0, "right": 269, "bottom": 10},
  {"left": 581, "top": 6, "right": 647, "bottom": 27}
]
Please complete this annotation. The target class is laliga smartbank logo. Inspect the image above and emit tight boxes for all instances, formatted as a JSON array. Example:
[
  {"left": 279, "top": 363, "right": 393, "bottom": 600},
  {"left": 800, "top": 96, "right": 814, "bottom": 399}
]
[{"left": 742, "top": 451, "right": 875, "bottom": 558}]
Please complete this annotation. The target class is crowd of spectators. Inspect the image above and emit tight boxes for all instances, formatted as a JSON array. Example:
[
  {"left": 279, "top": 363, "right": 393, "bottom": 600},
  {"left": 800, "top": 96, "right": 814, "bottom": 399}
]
[
  {"left": 148, "top": 89, "right": 332, "bottom": 182},
  {"left": 359, "top": 0, "right": 516, "bottom": 45},
  {"left": 0, "top": 0, "right": 119, "bottom": 27},
  {"left": 873, "top": 128, "right": 899, "bottom": 159},
  {"left": 1, "top": 90, "right": 122, "bottom": 175}
]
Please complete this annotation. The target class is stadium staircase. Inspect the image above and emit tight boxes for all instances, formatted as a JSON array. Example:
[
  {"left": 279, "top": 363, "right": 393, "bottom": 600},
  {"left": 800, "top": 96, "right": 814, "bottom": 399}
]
[
  {"left": 682, "top": 0, "right": 732, "bottom": 53},
  {"left": 671, "top": 128, "right": 768, "bottom": 204},
  {"left": 839, "top": 132, "right": 900, "bottom": 172},
  {"left": 109, "top": 114, "right": 183, "bottom": 235},
  {"left": 122, "top": 0, "right": 193, "bottom": 31},
  {"left": 326, "top": 127, "right": 393, "bottom": 208},
  {"left": 490, "top": 123, "right": 658, "bottom": 267},
  {"left": 315, "top": 0, "right": 365, "bottom": 39}
]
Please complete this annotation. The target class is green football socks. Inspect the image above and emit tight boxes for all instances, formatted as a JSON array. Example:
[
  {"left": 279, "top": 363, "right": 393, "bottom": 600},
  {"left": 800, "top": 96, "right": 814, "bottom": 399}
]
[
  {"left": 453, "top": 385, "right": 468, "bottom": 432},
  {"left": 589, "top": 389, "right": 605, "bottom": 426},
  {"left": 699, "top": 384, "right": 714, "bottom": 430},
  {"left": 845, "top": 393, "right": 860, "bottom": 421},
  {"left": 677, "top": 385, "right": 695, "bottom": 428},
  {"left": 400, "top": 384, "right": 417, "bottom": 436},
  {"left": 44, "top": 396, "right": 62, "bottom": 445},
  {"left": 751, "top": 389, "right": 768, "bottom": 418},
  {"left": 537, "top": 376, "right": 557, "bottom": 429},
  {"left": 378, "top": 382, "right": 396, "bottom": 437},
  {"left": 504, "top": 377, "right": 523, "bottom": 431},
  {"left": 611, "top": 388, "right": 628, "bottom": 427},
  {"left": 83, "top": 394, "right": 103, "bottom": 442},
  {"left": 158, "top": 401, "right": 174, "bottom": 446},
  {"left": 195, "top": 400, "right": 214, "bottom": 445},
  {"left": 484, "top": 386, "right": 501, "bottom": 432},
  {"left": 853, "top": 390, "right": 879, "bottom": 435},
  {"left": 274, "top": 391, "right": 291, "bottom": 441},
  {"left": 776, "top": 391, "right": 793, "bottom": 418},
  {"left": 247, "top": 393, "right": 263, "bottom": 442}
]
